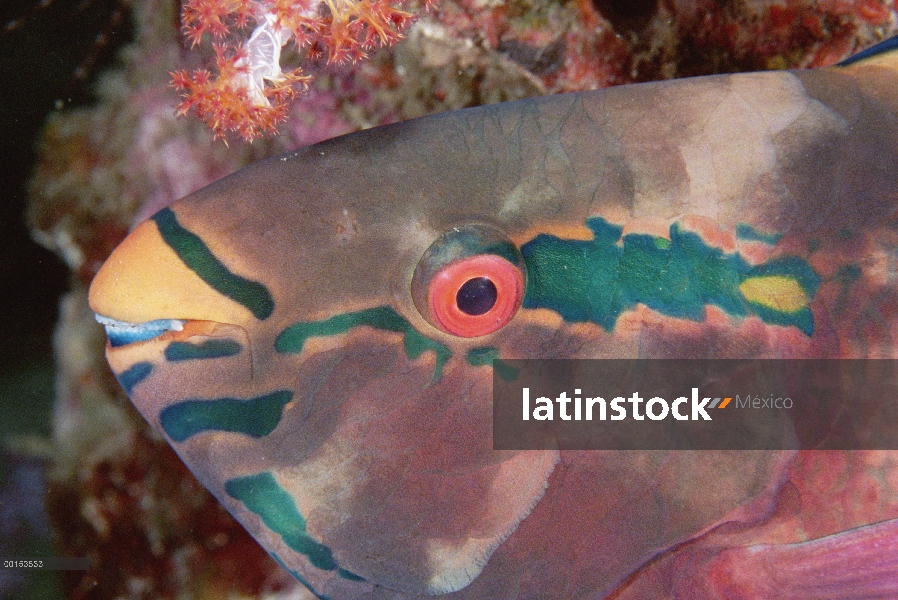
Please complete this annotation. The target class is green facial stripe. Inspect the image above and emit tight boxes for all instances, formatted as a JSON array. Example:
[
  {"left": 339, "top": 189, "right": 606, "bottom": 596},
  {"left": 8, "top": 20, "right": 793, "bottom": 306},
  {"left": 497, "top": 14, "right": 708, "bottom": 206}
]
[
  {"left": 736, "top": 223, "right": 783, "bottom": 245},
  {"left": 338, "top": 568, "right": 365, "bottom": 581},
  {"left": 466, "top": 347, "right": 519, "bottom": 381},
  {"left": 275, "top": 306, "right": 451, "bottom": 381},
  {"left": 117, "top": 362, "right": 153, "bottom": 395},
  {"left": 159, "top": 390, "right": 293, "bottom": 442},
  {"left": 521, "top": 217, "right": 819, "bottom": 335},
  {"left": 225, "top": 472, "right": 340, "bottom": 572},
  {"left": 835, "top": 263, "right": 862, "bottom": 284},
  {"left": 152, "top": 208, "right": 274, "bottom": 320},
  {"left": 164, "top": 339, "right": 242, "bottom": 361}
]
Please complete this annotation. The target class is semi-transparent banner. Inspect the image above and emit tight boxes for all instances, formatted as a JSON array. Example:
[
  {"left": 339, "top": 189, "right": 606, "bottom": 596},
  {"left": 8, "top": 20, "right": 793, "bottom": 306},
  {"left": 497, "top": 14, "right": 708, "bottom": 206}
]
[{"left": 492, "top": 360, "right": 898, "bottom": 450}]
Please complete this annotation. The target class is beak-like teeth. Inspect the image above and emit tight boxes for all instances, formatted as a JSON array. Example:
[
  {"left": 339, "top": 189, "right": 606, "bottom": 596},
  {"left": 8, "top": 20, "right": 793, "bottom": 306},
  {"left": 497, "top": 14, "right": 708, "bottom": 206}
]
[
  {"left": 94, "top": 315, "right": 187, "bottom": 347},
  {"left": 88, "top": 213, "right": 256, "bottom": 327}
]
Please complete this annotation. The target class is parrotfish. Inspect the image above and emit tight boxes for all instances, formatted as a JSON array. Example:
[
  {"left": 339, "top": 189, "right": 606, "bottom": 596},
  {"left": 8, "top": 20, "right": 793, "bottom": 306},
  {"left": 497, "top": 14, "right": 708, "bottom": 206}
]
[{"left": 88, "top": 37, "right": 898, "bottom": 598}]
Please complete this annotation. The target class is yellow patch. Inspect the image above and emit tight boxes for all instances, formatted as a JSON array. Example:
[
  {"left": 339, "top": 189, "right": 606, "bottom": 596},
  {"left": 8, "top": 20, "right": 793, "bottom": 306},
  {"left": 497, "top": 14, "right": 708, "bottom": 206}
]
[{"left": 739, "top": 276, "right": 808, "bottom": 313}]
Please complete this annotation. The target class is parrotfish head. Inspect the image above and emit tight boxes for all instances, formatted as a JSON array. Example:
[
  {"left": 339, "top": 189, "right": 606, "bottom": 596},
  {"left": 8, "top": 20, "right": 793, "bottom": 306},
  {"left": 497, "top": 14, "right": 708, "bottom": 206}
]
[
  {"left": 88, "top": 81, "right": 853, "bottom": 596},
  {"left": 89, "top": 106, "right": 581, "bottom": 595}
]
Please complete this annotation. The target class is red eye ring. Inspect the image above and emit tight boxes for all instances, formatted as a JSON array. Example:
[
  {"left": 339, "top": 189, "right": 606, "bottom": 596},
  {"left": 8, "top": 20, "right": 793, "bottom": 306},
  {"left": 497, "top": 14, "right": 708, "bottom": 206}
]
[{"left": 428, "top": 255, "right": 524, "bottom": 337}]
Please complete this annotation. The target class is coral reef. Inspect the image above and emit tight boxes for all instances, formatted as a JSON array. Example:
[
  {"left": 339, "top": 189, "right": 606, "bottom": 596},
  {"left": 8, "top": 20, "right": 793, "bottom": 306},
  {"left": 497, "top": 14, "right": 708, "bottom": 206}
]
[
  {"left": 172, "top": 0, "right": 432, "bottom": 140},
  {"left": 23, "top": 0, "right": 898, "bottom": 597}
]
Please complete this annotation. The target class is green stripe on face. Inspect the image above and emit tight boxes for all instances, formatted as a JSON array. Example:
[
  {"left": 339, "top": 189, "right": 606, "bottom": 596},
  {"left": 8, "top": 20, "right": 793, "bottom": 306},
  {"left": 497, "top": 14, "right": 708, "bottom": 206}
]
[
  {"left": 117, "top": 362, "right": 153, "bottom": 395},
  {"left": 159, "top": 390, "right": 293, "bottom": 442},
  {"left": 465, "top": 346, "right": 519, "bottom": 381},
  {"left": 164, "top": 339, "right": 242, "bottom": 361},
  {"left": 152, "top": 208, "right": 274, "bottom": 320},
  {"left": 736, "top": 223, "right": 783, "bottom": 245},
  {"left": 275, "top": 306, "right": 452, "bottom": 381},
  {"left": 521, "top": 217, "right": 819, "bottom": 335},
  {"left": 225, "top": 472, "right": 339, "bottom": 572}
]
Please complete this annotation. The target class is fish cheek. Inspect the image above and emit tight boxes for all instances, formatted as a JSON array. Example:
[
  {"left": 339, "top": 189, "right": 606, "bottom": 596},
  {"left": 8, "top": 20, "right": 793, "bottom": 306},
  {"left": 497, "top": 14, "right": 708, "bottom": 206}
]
[
  {"left": 105, "top": 321, "right": 254, "bottom": 432},
  {"left": 278, "top": 334, "right": 558, "bottom": 594}
]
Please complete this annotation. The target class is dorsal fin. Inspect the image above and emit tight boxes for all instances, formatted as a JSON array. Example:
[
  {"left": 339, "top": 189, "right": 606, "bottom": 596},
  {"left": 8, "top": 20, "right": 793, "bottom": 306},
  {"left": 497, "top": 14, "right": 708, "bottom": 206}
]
[{"left": 839, "top": 35, "right": 898, "bottom": 67}]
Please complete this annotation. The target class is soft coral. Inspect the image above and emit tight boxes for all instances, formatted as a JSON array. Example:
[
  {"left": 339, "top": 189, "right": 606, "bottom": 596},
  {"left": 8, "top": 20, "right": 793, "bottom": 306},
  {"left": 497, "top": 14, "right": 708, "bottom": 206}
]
[{"left": 172, "top": 0, "right": 433, "bottom": 141}]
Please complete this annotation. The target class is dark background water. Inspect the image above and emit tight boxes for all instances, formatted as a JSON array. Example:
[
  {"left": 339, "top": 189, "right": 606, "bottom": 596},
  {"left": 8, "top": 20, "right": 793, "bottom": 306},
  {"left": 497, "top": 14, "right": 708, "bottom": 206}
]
[
  {"left": 0, "top": 0, "right": 134, "bottom": 386},
  {"left": 0, "top": 1, "right": 132, "bottom": 597}
]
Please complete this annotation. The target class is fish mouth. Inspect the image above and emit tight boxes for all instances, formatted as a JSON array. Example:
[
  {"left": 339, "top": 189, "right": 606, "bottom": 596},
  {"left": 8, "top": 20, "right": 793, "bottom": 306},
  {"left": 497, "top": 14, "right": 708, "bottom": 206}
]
[
  {"left": 88, "top": 212, "right": 266, "bottom": 343},
  {"left": 96, "top": 313, "right": 255, "bottom": 388},
  {"left": 95, "top": 315, "right": 189, "bottom": 347},
  {"left": 94, "top": 314, "right": 250, "bottom": 357}
]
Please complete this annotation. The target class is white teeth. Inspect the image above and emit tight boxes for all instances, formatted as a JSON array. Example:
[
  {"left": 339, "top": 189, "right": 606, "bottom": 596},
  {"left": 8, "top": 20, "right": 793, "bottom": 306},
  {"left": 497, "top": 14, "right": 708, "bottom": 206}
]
[
  {"left": 94, "top": 315, "right": 186, "bottom": 347},
  {"left": 93, "top": 315, "right": 185, "bottom": 330}
]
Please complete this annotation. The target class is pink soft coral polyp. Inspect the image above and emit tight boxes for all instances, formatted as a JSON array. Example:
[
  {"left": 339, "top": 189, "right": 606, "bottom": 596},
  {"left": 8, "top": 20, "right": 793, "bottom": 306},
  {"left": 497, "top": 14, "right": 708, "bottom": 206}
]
[{"left": 172, "top": 0, "right": 432, "bottom": 141}]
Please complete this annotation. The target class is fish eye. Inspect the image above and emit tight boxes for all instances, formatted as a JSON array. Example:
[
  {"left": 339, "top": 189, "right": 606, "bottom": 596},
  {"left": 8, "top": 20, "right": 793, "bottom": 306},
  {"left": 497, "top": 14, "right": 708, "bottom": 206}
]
[
  {"left": 412, "top": 224, "right": 525, "bottom": 337},
  {"left": 457, "top": 277, "right": 497, "bottom": 315}
]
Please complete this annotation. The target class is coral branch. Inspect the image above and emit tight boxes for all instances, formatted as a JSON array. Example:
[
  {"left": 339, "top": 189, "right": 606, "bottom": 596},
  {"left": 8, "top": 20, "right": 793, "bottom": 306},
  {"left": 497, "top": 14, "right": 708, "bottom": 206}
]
[{"left": 172, "top": 0, "right": 434, "bottom": 141}]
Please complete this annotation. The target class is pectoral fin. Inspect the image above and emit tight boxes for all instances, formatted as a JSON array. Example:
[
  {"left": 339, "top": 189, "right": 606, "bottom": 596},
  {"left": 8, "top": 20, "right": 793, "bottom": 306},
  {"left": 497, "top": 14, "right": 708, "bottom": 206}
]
[{"left": 703, "top": 519, "right": 898, "bottom": 599}]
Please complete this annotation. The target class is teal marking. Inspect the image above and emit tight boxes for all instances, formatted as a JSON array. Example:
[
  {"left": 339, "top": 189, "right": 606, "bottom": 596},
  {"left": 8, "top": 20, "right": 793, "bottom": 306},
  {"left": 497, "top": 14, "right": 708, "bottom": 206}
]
[
  {"left": 151, "top": 208, "right": 274, "bottom": 320},
  {"left": 276, "top": 306, "right": 451, "bottom": 381},
  {"left": 736, "top": 223, "right": 782, "bottom": 245},
  {"left": 226, "top": 472, "right": 338, "bottom": 572},
  {"left": 808, "top": 238, "right": 821, "bottom": 252},
  {"left": 117, "top": 362, "right": 152, "bottom": 395},
  {"left": 836, "top": 263, "right": 863, "bottom": 283},
  {"left": 338, "top": 568, "right": 364, "bottom": 581},
  {"left": 159, "top": 390, "right": 292, "bottom": 442},
  {"left": 271, "top": 554, "right": 332, "bottom": 600},
  {"left": 839, "top": 228, "right": 854, "bottom": 240},
  {"left": 466, "top": 347, "right": 519, "bottom": 381},
  {"left": 833, "top": 263, "right": 863, "bottom": 315},
  {"left": 521, "top": 217, "right": 820, "bottom": 335},
  {"left": 164, "top": 339, "right": 242, "bottom": 361}
]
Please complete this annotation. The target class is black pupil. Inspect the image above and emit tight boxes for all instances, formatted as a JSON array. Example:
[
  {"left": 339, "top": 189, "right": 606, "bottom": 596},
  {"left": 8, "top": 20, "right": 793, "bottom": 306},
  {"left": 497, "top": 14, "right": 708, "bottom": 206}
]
[{"left": 456, "top": 277, "right": 498, "bottom": 316}]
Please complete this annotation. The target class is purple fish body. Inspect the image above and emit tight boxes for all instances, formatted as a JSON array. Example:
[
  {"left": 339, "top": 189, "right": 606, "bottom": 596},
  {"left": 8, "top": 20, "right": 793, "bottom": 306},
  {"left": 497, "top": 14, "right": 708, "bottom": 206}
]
[{"left": 88, "top": 38, "right": 898, "bottom": 598}]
